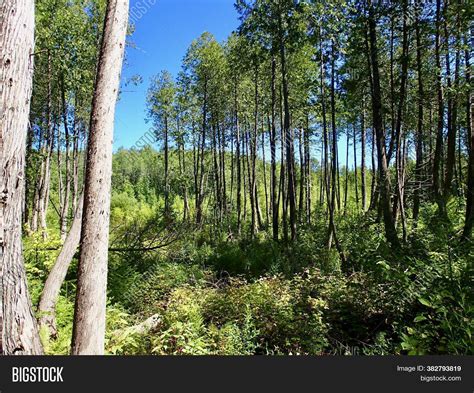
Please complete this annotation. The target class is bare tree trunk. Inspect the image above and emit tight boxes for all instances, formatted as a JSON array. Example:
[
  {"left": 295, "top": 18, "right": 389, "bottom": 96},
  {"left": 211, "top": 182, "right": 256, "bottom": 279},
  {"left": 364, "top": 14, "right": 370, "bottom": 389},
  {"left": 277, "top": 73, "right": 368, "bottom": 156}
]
[
  {"left": 0, "top": 0, "right": 43, "bottom": 355},
  {"left": 71, "top": 0, "right": 128, "bottom": 355},
  {"left": 38, "top": 195, "right": 83, "bottom": 338}
]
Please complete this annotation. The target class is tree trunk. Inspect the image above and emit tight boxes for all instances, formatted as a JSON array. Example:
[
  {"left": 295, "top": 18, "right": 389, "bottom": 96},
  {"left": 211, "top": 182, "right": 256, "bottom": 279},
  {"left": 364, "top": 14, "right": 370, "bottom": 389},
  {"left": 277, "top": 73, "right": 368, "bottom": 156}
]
[
  {"left": 367, "top": 2, "right": 400, "bottom": 249},
  {"left": 304, "top": 114, "right": 311, "bottom": 224},
  {"left": 344, "top": 130, "right": 350, "bottom": 214},
  {"left": 392, "top": 0, "right": 409, "bottom": 237},
  {"left": 262, "top": 127, "right": 269, "bottom": 225},
  {"left": 0, "top": 0, "right": 43, "bottom": 355},
  {"left": 59, "top": 74, "right": 71, "bottom": 241},
  {"left": 38, "top": 195, "right": 83, "bottom": 338},
  {"left": 443, "top": 1, "right": 456, "bottom": 201},
  {"left": 361, "top": 110, "right": 367, "bottom": 212},
  {"left": 71, "top": 0, "right": 128, "bottom": 355},
  {"left": 196, "top": 79, "right": 208, "bottom": 225},
  {"left": 413, "top": 0, "right": 424, "bottom": 226},
  {"left": 328, "top": 42, "right": 346, "bottom": 267},
  {"left": 164, "top": 115, "right": 170, "bottom": 217},
  {"left": 433, "top": 0, "right": 446, "bottom": 216},
  {"left": 38, "top": 50, "right": 54, "bottom": 239},
  {"left": 270, "top": 57, "right": 278, "bottom": 240},
  {"left": 279, "top": 15, "right": 296, "bottom": 241},
  {"left": 234, "top": 81, "right": 242, "bottom": 235},
  {"left": 463, "top": 36, "right": 473, "bottom": 240}
]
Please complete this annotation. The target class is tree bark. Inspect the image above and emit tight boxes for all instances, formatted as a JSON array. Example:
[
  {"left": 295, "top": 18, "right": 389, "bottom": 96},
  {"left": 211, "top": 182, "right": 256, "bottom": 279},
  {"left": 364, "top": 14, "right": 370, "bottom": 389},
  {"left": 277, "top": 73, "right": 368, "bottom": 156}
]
[
  {"left": 38, "top": 195, "right": 83, "bottom": 338},
  {"left": 0, "top": 0, "right": 43, "bottom": 355},
  {"left": 71, "top": 0, "right": 128, "bottom": 355}
]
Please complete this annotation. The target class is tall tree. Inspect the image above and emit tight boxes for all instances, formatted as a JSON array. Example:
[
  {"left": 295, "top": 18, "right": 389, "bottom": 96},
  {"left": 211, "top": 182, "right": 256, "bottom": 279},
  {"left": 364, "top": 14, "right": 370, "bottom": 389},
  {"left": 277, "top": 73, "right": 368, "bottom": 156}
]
[
  {"left": 367, "top": 0, "right": 400, "bottom": 249},
  {"left": 147, "top": 71, "right": 176, "bottom": 218},
  {"left": 71, "top": 0, "right": 129, "bottom": 355},
  {"left": 0, "top": 0, "right": 43, "bottom": 354}
]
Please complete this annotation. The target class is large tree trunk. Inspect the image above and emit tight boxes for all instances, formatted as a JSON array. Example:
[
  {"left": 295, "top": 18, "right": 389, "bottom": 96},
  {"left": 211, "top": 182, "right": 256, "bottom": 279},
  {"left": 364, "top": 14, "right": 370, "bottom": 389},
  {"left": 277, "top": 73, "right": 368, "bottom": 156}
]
[
  {"left": 0, "top": 0, "right": 43, "bottom": 355},
  {"left": 38, "top": 195, "right": 83, "bottom": 338},
  {"left": 71, "top": 0, "right": 128, "bottom": 355}
]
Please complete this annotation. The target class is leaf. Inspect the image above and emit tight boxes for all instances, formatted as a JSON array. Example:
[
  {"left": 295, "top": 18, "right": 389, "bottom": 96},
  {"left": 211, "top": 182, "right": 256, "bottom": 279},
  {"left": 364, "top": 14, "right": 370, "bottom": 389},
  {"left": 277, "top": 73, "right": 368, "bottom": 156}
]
[
  {"left": 418, "top": 298, "right": 432, "bottom": 307},
  {"left": 376, "top": 261, "right": 391, "bottom": 270},
  {"left": 414, "top": 315, "right": 427, "bottom": 323}
]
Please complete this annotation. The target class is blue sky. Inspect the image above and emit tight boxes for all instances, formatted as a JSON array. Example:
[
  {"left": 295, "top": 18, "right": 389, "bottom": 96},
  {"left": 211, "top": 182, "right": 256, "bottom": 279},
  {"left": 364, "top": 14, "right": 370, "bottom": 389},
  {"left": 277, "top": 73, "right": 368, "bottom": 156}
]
[{"left": 114, "top": 0, "right": 239, "bottom": 149}]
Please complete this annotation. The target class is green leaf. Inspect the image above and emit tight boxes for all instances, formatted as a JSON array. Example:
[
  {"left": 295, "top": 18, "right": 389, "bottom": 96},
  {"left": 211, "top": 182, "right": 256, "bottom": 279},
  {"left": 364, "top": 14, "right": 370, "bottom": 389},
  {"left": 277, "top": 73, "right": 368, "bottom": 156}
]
[
  {"left": 376, "top": 261, "right": 391, "bottom": 270},
  {"left": 418, "top": 298, "right": 432, "bottom": 307},
  {"left": 414, "top": 315, "right": 427, "bottom": 323}
]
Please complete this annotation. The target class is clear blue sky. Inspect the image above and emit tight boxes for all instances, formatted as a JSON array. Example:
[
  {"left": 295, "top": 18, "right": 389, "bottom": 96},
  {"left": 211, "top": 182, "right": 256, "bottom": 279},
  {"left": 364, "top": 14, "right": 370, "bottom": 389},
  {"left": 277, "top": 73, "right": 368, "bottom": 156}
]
[{"left": 114, "top": 0, "right": 239, "bottom": 149}]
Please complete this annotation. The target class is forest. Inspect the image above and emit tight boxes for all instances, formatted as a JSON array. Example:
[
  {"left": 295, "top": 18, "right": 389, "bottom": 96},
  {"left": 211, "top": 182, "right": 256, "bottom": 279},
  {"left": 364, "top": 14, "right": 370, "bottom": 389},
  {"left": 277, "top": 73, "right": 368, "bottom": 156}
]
[{"left": 0, "top": 0, "right": 472, "bottom": 356}]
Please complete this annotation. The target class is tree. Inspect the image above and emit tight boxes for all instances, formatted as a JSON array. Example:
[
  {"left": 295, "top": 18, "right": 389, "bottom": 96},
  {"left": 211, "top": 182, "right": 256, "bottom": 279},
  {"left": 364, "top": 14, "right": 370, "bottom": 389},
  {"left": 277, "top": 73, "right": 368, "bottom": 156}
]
[
  {"left": 463, "top": 35, "right": 473, "bottom": 240},
  {"left": 147, "top": 70, "right": 177, "bottom": 218},
  {"left": 0, "top": 0, "right": 43, "bottom": 354},
  {"left": 366, "top": 0, "right": 400, "bottom": 249},
  {"left": 38, "top": 195, "right": 83, "bottom": 338},
  {"left": 71, "top": 0, "right": 129, "bottom": 355}
]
